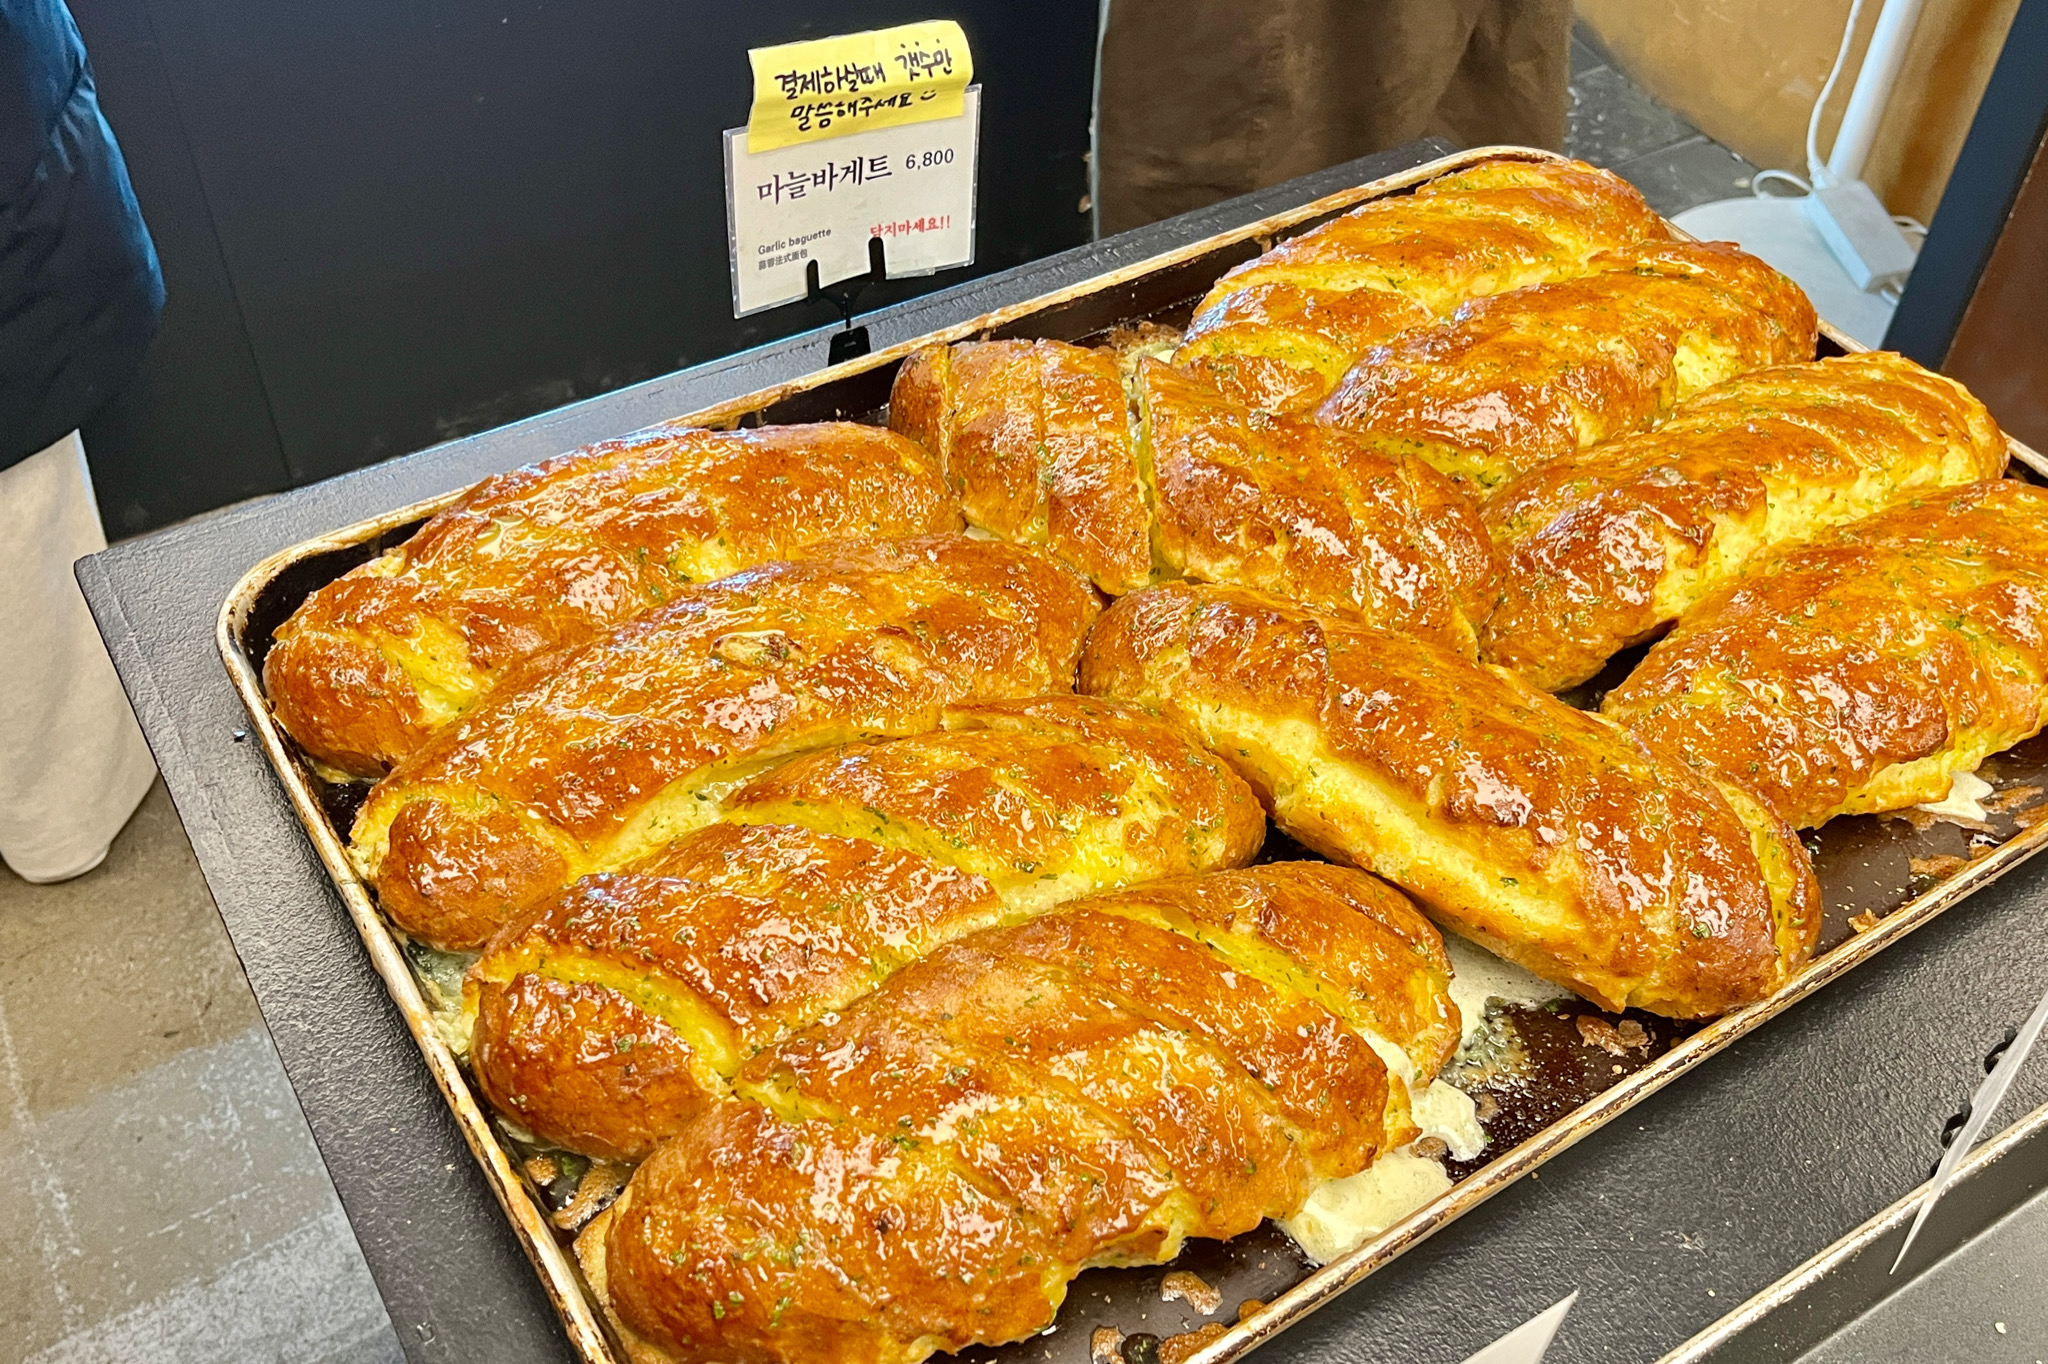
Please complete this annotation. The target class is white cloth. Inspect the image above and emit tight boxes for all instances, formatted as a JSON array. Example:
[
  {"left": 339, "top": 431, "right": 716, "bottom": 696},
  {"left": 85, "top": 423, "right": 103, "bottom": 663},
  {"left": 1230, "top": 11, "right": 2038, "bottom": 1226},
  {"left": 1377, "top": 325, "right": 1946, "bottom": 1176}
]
[{"left": 0, "top": 432, "right": 156, "bottom": 882}]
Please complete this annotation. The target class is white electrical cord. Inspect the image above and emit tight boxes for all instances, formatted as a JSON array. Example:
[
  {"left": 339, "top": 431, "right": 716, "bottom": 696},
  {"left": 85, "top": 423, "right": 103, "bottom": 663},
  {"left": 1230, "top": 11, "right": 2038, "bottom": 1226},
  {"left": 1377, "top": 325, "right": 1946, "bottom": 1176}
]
[
  {"left": 1749, "top": 0, "right": 1875, "bottom": 203},
  {"left": 1734, "top": 0, "right": 1925, "bottom": 303},
  {"left": 1751, "top": 168, "right": 1813, "bottom": 198},
  {"left": 1875, "top": 217, "right": 1927, "bottom": 299},
  {"left": 1667, "top": 1, "right": 1925, "bottom": 228},
  {"left": 1805, "top": 0, "right": 1871, "bottom": 188}
]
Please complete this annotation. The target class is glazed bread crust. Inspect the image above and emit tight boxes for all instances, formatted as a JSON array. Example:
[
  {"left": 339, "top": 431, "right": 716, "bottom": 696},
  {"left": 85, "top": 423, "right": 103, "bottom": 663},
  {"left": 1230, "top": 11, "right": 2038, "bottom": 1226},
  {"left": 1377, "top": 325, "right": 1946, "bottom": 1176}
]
[
  {"left": 890, "top": 340, "right": 1507, "bottom": 653},
  {"left": 1605, "top": 479, "right": 2048, "bottom": 828},
  {"left": 1172, "top": 157, "right": 1670, "bottom": 413},
  {"left": 265, "top": 423, "right": 959, "bottom": 776},
  {"left": 351, "top": 535, "right": 1099, "bottom": 950},
  {"left": 1316, "top": 241, "right": 1819, "bottom": 493},
  {"left": 465, "top": 696, "right": 1265, "bottom": 1159},
  {"left": 1482, "top": 352, "right": 2007, "bottom": 691},
  {"left": 724, "top": 694, "right": 1265, "bottom": 909},
  {"left": 890, "top": 339, "right": 1155, "bottom": 594},
  {"left": 1138, "top": 358, "right": 1502, "bottom": 653},
  {"left": 467, "top": 823, "right": 1005, "bottom": 1162},
  {"left": 586, "top": 864, "right": 1453, "bottom": 1364},
  {"left": 1081, "top": 582, "right": 1821, "bottom": 1017}
]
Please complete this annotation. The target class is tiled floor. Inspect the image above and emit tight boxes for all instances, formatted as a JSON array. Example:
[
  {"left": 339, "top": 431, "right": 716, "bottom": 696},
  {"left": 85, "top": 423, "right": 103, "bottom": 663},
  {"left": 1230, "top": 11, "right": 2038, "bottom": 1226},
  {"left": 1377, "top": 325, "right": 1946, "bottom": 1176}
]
[
  {"left": 0, "top": 31, "right": 1757, "bottom": 1364},
  {"left": 1566, "top": 25, "right": 1764, "bottom": 219},
  {"left": 0, "top": 782, "right": 401, "bottom": 1364}
]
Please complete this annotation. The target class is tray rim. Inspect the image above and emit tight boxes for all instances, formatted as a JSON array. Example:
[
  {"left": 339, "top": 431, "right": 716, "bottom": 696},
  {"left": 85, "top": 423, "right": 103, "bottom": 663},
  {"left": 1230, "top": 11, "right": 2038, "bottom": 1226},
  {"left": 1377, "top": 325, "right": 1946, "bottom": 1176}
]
[
  {"left": 213, "top": 142, "right": 2048, "bottom": 1364},
  {"left": 1653, "top": 1097, "right": 2048, "bottom": 1362}
]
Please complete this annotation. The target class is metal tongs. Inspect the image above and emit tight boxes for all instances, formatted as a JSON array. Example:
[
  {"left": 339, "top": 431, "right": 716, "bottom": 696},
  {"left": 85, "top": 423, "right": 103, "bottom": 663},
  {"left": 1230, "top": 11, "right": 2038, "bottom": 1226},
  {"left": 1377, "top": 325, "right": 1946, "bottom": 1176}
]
[
  {"left": 1459, "top": 1292, "right": 1577, "bottom": 1364},
  {"left": 1446, "top": 982, "right": 2047, "bottom": 1359},
  {"left": 1890, "top": 979, "right": 2048, "bottom": 1272}
]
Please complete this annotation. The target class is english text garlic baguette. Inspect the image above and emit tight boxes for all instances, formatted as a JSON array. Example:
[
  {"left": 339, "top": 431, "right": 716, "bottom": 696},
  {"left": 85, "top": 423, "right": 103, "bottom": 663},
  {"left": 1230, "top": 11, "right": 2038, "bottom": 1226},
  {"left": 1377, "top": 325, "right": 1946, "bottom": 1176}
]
[
  {"left": 889, "top": 338, "right": 1156, "bottom": 594},
  {"left": 351, "top": 535, "right": 1098, "bottom": 951},
  {"left": 266, "top": 423, "right": 958, "bottom": 776},
  {"left": 1082, "top": 582, "right": 1821, "bottom": 1017},
  {"left": 1482, "top": 352, "right": 2007, "bottom": 691},
  {"left": 580, "top": 864, "right": 1456, "bottom": 1364},
  {"left": 1171, "top": 156, "right": 1669, "bottom": 413},
  {"left": 1316, "top": 240, "right": 1818, "bottom": 493},
  {"left": 1605, "top": 479, "right": 2048, "bottom": 828},
  {"left": 465, "top": 696, "right": 1264, "bottom": 1159},
  {"left": 1137, "top": 358, "right": 1502, "bottom": 653}
]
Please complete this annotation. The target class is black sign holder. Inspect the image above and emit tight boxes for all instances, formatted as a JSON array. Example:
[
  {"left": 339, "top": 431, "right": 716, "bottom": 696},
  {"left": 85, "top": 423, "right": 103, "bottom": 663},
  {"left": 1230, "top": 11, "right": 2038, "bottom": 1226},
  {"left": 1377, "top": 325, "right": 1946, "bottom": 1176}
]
[{"left": 805, "top": 235, "right": 888, "bottom": 364}]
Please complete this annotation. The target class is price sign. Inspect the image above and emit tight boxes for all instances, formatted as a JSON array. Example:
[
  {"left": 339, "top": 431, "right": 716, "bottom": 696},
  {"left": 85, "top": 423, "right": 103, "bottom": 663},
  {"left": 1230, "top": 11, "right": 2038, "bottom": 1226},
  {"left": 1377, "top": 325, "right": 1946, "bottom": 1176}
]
[{"left": 723, "top": 84, "right": 979, "bottom": 318}]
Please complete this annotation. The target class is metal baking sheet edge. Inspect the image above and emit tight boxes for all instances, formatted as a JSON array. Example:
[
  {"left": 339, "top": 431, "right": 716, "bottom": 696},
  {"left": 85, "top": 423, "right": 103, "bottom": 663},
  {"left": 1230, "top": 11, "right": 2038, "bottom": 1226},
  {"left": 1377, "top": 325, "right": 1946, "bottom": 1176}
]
[{"left": 1655, "top": 1098, "right": 2048, "bottom": 1361}]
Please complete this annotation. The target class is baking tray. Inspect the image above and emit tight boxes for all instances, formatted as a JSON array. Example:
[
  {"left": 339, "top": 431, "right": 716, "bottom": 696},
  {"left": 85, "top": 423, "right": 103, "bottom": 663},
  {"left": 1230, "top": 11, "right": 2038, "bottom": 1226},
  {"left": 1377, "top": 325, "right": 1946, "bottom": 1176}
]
[{"left": 216, "top": 145, "right": 2048, "bottom": 1364}]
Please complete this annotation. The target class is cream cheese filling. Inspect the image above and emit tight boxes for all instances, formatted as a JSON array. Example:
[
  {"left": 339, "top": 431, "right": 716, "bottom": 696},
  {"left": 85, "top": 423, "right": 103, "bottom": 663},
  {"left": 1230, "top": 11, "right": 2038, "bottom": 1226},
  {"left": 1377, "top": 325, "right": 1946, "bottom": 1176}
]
[
  {"left": 1280, "top": 935, "right": 1582, "bottom": 1265},
  {"left": 1914, "top": 768, "right": 1994, "bottom": 824},
  {"left": 1443, "top": 933, "right": 1573, "bottom": 1045},
  {"left": 1280, "top": 1149, "right": 1454, "bottom": 1266}
]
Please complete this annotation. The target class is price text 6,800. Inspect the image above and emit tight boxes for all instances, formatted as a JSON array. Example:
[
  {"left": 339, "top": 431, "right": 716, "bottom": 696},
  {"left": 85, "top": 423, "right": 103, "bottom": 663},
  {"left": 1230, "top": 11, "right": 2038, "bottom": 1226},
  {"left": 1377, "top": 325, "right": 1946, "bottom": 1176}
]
[{"left": 903, "top": 147, "right": 956, "bottom": 171}]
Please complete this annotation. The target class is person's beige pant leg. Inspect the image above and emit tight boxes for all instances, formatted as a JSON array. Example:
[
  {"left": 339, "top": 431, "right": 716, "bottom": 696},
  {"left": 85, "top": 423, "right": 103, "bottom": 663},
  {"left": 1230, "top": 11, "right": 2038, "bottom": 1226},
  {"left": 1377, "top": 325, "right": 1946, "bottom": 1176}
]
[{"left": 0, "top": 432, "right": 157, "bottom": 882}]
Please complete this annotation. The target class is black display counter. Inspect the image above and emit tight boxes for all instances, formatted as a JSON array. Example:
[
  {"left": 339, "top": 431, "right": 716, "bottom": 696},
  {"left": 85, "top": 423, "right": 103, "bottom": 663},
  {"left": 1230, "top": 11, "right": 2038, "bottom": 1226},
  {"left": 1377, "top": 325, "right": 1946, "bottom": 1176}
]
[{"left": 79, "top": 139, "right": 2048, "bottom": 1364}]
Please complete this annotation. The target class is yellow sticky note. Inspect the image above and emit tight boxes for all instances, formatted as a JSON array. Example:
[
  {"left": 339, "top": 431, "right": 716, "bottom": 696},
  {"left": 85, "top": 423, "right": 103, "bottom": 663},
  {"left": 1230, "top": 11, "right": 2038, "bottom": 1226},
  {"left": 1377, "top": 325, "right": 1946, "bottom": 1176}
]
[{"left": 747, "top": 20, "right": 973, "bottom": 153}]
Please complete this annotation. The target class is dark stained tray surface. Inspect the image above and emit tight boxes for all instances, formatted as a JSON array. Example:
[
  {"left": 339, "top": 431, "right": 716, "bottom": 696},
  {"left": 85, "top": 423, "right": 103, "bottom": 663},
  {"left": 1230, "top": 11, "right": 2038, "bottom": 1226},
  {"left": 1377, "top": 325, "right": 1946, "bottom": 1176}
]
[{"left": 82, "top": 138, "right": 2048, "bottom": 1363}]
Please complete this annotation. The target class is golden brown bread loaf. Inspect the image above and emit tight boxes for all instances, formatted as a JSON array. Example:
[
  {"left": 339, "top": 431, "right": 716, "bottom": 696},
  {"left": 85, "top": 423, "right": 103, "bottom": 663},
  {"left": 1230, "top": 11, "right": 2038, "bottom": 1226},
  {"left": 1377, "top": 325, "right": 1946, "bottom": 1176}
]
[
  {"left": 465, "top": 696, "right": 1265, "bottom": 1159},
  {"left": 1137, "top": 358, "right": 1502, "bottom": 654},
  {"left": 265, "top": 424, "right": 958, "bottom": 776},
  {"left": 580, "top": 863, "right": 1456, "bottom": 1364},
  {"left": 889, "top": 339, "right": 1503, "bottom": 651},
  {"left": 1482, "top": 352, "right": 2008, "bottom": 691},
  {"left": 889, "top": 339, "right": 1155, "bottom": 594},
  {"left": 1081, "top": 582, "right": 1821, "bottom": 1017},
  {"left": 1605, "top": 479, "right": 2048, "bottom": 828},
  {"left": 471, "top": 824, "right": 1001, "bottom": 1163},
  {"left": 1316, "top": 240, "right": 1819, "bottom": 492},
  {"left": 717, "top": 694, "right": 1263, "bottom": 911},
  {"left": 350, "top": 535, "right": 1099, "bottom": 951},
  {"left": 1171, "top": 156, "right": 1670, "bottom": 413}
]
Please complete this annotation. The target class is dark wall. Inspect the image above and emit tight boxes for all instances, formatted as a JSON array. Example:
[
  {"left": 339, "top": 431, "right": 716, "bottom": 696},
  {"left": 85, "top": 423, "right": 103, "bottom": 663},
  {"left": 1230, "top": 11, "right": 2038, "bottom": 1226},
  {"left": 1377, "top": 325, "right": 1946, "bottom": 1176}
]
[
  {"left": 1884, "top": 0, "right": 2047, "bottom": 404},
  {"left": 69, "top": 0, "right": 1100, "bottom": 534},
  {"left": 1943, "top": 137, "right": 2048, "bottom": 452}
]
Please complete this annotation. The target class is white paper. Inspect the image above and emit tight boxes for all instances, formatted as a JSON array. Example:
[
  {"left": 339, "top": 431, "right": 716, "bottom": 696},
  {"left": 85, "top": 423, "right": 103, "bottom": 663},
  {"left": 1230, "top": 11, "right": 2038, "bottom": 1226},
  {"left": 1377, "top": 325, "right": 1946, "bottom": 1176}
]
[
  {"left": 724, "top": 85, "right": 979, "bottom": 316},
  {"left": 1460, "top": 1292, "right": 1578, "bottom": 1364}
]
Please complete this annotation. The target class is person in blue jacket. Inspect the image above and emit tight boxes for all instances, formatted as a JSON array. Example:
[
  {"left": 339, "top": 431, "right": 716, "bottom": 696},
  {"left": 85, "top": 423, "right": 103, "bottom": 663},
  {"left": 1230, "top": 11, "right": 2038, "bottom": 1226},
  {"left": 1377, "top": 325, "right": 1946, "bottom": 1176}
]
[{"left": 0, "top": 0, "right": 162, "bottom": 882}]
